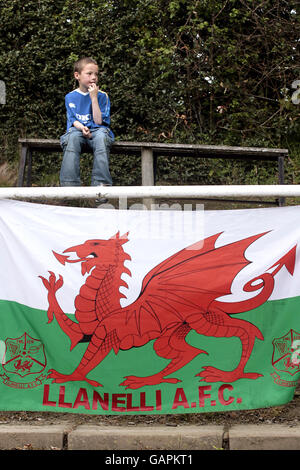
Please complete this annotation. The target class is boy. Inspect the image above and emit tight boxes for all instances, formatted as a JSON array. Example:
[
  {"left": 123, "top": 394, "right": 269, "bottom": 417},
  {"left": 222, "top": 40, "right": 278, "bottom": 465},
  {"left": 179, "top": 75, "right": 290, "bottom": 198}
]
[{"left": 60, "top": 57, "right": 114, "bottom": 190}]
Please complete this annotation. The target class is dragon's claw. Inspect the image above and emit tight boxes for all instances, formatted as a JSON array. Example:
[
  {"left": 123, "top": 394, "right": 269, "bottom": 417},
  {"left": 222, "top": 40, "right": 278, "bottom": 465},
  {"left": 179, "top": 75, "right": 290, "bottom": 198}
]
[
  {"left": 120, "top": 375, "right": 181, "bottom": 389},
  {"left": 40, "top": 272, "right": 64, "bottom": 323},
  {"left": 47, "top": 369, "right": 102, "bottom": 387},
  {"left": 196, "top": 366, "right": 263, "bottom": 383},
  {"left": 48, "top": 272, "right": 63, "bottom": 291},
  {"left": 40, "top": 272, "right": 63, "bottom": 293}
]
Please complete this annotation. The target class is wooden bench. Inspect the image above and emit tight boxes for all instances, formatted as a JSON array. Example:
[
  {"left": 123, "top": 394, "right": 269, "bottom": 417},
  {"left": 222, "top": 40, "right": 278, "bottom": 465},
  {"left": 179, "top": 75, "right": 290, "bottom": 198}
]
[{"left": 18, "top": 138, "right": 288, "bottom": 205}]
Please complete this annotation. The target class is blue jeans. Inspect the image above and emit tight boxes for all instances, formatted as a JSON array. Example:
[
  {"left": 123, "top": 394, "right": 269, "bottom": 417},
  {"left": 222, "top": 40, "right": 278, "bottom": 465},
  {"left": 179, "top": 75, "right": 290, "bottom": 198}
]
[{"left": 59, "top": 127, "right": 113, "bottom": 186}]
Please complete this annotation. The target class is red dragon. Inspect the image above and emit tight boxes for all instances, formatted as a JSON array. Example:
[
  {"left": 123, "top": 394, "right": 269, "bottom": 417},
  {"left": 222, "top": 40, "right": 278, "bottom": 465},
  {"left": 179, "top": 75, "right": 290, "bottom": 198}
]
[{"left": 39, "top": 231, "right": 296, "bottom": 388}]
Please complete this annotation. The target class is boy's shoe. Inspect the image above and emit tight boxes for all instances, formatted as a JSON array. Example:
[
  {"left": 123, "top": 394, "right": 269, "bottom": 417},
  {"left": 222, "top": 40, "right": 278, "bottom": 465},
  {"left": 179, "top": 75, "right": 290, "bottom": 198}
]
[
  {"left": 95, "top": 183, "right": 110, "bottom": 206},
  {"left": 96, "top": 196, "right": 108, "bottom": 204}
]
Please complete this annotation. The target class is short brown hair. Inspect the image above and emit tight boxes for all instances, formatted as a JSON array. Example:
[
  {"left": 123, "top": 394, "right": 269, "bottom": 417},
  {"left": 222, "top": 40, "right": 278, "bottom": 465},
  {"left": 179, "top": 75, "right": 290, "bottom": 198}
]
[{"left": 74, "top": 57, "right": 98, "bottom": 74}]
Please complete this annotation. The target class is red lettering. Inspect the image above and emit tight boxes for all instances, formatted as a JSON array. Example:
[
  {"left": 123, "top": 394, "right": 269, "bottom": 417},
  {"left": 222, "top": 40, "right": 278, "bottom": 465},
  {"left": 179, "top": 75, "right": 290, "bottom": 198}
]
[
  {"left": 112, "top": 393, "right": 126, "bottom": 412},
  {"left": 42, "top": 384, "right": 56, "bottom": 407},
  {"left": 156, "top": 390, "right": 162, "bottom": 410},
  {"left": 172, "top": 387, "right": 189, "bottom": 409},
  {"left": 140, "top": 392, "right": 154, "bottom": 411},
  {"left": 126, "top": 393, "right": 140, "bottom": 412},
  {"left": 218, "top": 384, "right": 234, "bottom": 406},
  {"left": 92, "top": 391, "right": 109, "bottom": 410},
  {"left": 198, "top": 385, "right": 211, "bottom": 407},
  {"left": 58, "top": 385, "right": 72, "bottom": 408},
  {"left": 73, "top": 388, "right": 90, "bottom": 410}
]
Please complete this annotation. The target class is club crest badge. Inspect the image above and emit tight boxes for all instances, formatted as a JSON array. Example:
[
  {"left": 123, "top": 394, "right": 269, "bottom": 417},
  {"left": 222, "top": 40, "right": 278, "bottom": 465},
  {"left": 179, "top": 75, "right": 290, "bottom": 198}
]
[
  {"left": 271, "top": 329, "right": 300, "bottom": 387},
  {"left": 0, "top": 332, "right": 47, "bottom": 389}
]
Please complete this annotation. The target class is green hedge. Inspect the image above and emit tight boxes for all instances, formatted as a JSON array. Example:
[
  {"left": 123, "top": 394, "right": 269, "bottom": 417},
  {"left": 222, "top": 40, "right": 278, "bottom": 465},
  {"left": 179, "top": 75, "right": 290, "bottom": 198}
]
[{"left": 0, "top": 0, "right": 299, "bottom": 186}]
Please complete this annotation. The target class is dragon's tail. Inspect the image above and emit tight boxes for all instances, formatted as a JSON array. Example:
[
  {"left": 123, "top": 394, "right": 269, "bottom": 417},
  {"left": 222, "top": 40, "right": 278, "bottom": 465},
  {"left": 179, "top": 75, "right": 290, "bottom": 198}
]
[{"left": 212, "top": 272, "right": 274, "bottom": 314}]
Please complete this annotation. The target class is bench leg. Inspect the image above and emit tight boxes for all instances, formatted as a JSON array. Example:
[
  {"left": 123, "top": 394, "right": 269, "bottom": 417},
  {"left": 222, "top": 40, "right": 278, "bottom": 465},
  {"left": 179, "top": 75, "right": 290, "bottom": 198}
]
[
  {"left": 26, "top": 148, "right": 32, "bottom": 186},
  {"left": 17, "top": 145, "right": 28, "bottom": 187}
]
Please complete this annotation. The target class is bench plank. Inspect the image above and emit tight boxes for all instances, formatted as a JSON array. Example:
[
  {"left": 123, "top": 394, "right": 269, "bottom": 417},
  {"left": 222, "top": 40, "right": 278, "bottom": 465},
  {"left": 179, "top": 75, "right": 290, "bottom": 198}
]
[
  {"left": 18, "top": 138, "right": 288, "bottom": 158},
  {"left": 17, "top": 138, "right": 288, "bottom": 206}
]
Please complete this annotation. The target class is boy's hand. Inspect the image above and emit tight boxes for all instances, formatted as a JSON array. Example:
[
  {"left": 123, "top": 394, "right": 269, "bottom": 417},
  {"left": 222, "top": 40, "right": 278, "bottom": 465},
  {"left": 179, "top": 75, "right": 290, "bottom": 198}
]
[
  {"left": 88, "top": 83, "right": 99, "bottom": 99},
  {"left": 82, "top": 126, "right": 92, "bottom": 139}
]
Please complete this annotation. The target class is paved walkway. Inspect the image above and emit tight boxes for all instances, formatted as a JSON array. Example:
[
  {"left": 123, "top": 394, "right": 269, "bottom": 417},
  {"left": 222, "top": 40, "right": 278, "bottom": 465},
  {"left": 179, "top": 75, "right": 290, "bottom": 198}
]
[{"left": 0, "top": 423, "right": 300, "bottom": 450}]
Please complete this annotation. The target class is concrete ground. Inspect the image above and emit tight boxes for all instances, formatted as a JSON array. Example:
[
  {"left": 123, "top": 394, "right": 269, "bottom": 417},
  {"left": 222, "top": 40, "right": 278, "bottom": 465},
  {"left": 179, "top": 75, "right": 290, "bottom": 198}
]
[
  {"left": 1, "top": 422, "right": 300, "bottom": 451},
  {"left": 0, "top": 421, "right": 300, "bottom": 451}
]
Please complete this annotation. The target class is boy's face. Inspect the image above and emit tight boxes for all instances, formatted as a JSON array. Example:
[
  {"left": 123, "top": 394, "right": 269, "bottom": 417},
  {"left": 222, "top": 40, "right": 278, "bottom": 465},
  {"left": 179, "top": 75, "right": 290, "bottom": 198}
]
[{"left": 74, "top": 63, "right": 99, "bottom": 92}]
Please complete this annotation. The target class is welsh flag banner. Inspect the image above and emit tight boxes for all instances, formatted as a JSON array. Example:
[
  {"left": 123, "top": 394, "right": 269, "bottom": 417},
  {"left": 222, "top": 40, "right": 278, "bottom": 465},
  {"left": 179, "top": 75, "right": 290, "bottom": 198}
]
[{"left": 0, "top": 198, "right": 300, "bottom": 415}]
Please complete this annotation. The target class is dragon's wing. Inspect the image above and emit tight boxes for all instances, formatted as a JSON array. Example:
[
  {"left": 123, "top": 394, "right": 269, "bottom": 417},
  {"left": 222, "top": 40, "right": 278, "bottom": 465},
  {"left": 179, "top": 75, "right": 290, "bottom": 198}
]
[{"left": 119, "top": 232, "right": 267, "bottom": 336}]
